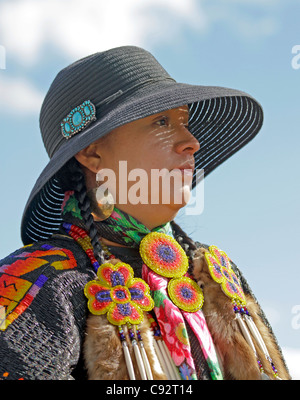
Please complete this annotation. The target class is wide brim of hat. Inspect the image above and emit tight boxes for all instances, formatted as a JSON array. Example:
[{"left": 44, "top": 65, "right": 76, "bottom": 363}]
[{"left": 21, "top": 82, "right": 263, "bottom": 244}]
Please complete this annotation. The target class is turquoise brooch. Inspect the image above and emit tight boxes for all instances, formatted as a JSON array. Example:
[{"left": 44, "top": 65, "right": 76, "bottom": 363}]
[{"left": 61, "top": 100, "right": 96, "bottom": 139}]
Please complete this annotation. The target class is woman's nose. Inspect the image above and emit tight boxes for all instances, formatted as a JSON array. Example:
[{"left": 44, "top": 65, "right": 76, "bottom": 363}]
[{"left": 174, "top": 126, "right": 200, "bottom": 155}]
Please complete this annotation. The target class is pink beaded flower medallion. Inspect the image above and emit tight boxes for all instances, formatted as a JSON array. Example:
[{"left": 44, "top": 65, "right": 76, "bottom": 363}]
[{"left": 84, "top": 262, "right": 154, "bottom": 325}]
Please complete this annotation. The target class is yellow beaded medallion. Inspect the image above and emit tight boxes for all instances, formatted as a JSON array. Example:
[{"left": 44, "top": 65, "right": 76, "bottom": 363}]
[
  {"left": 168, "top": 276, "right": 204, "bottom": 313},
  {"left": 140, "top": 232, "right": 203, "bottom": 313},
  {"left": 139, "top": 232, "right": 189, "bottom": 278}
]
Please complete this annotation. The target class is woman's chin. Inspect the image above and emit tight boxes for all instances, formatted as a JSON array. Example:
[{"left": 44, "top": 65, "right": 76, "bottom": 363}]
[{"left": 171, "top": 185, "right": 191, "bottom": 207}]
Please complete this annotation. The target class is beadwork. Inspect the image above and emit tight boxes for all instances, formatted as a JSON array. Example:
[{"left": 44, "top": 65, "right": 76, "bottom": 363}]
[
  {"left": 168, "top": 276, "right": 204, "bottom": 313},
  {"left": 63, "top": 223, "right": 154, "bottom": 325},
  {"left": 204, "top": 245, "right": 246, "bottom": 305},
  {"left": 140, "top": 232, "right": 189, "bottom": 278},
  {"left": 63, "top": 223, "right": 198, "bottom": 379},
  {"left": 140, "top": 232, "right": 203, "bottom": 314},
  {"left": 84, "top": 262, "right": 154, "bottom": 325},
  {"left": 205, "top": 245, "right": 281, "bottom": 379},
  {"left": 63, "top": 223, "right": 99, "bottom": 272},
  {"left": 61, "top": 100, "right": 96, "bottom": 139},
  {"left": 0, "top": 244, "right": 77, "bottom": 331}
]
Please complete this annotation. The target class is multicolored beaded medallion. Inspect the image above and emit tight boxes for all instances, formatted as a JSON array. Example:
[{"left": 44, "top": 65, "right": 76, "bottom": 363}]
[
  {"left": 84, "top": 262, "right": 154, "bottom": 326},
  {"left": 204, "top": 245, "right": 280, "bottom": 379},
  {"left": 140, "top": 232, "right": 189, "bottom": 278},
  {"left": 204, "top": 245, "right": 246, "bottom": 306},
  {"left": 140, "top": 232, "right": 204, "bottom": 314},
  {"left": 168, "top": 276, "right": 204, "bottom": 313}
]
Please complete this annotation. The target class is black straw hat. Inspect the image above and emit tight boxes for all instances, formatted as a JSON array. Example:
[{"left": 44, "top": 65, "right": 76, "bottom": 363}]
[{"left": 21, "top": 45, "right": 263, "bottom": 245}]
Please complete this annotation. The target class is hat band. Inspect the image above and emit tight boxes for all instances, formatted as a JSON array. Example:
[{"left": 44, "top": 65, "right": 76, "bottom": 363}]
[
  {"left": 96, "top": 76, "right": 176, "bottom": 107},
  {"left": 61, "top": 77, "right": 176, "bottom": 140}
]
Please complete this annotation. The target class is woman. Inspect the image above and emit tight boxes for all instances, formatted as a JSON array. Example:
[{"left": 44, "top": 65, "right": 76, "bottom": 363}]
[{"left": 0, "top": 46, "right": 290, "bottom": 380}]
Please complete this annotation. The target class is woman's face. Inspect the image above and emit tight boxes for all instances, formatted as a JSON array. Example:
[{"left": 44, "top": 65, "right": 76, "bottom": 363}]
[{"left": 78, "top": 105, "right": 200, "bottom": 229}]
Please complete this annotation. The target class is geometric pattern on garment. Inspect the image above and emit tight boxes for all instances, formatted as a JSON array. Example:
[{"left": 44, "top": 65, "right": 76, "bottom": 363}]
[
  {"left": 1, "top": 270, "right": 88, "bottom": 379},
  {"left": 0, "top": 244, "right": 77, "bottom": 330}
]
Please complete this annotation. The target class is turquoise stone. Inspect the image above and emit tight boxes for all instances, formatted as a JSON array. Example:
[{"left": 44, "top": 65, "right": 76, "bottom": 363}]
[
  {"left": 84, "top": 105, "right": 91, "bottom": 116},
  {"left": 64, "top": 122, "right": 71, "bottom": 133},
  {"left": 72, "top": 111, "right": 82, "bottom": 126}
]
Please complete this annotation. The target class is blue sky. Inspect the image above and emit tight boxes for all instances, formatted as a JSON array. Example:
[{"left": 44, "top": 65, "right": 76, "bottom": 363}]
[{"left": 0, "top": 0, "right": 299, "bottom": 378}]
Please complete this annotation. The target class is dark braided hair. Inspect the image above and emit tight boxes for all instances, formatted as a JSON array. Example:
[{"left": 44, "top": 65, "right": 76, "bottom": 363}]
[{"left": 57, "top": 157, "right": 105, "bottom": 265}]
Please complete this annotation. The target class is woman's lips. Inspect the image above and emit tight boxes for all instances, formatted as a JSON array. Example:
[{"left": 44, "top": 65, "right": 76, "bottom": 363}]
[
  {"left": 179, "top": 168, "right": 193, "bottom": 176},
  {"left": 175, "top": 162, "right": 195, "bottom": 176},
  {"left": 170, "top": 166, "right": 194, "bottom": 186}
]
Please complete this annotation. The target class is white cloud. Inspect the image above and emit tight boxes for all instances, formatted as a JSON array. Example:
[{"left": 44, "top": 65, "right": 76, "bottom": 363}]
[
  {"left": 0, "top": 0, "right": 286, "bottom": 114},
  {"left": 0, "top": 0, "right": 205, "bottom": 66},
  {"left": 0, "top": 0, "right": 205, "bottom": 114},
  {"left": 282, "top": 347, "right": 300, "bottom": 380},
  {"left": 0, "top": 0, "right": 284, "bottom": 68},
  {"left": 0, "top": 76, "right": 43, "bottom": 114}
]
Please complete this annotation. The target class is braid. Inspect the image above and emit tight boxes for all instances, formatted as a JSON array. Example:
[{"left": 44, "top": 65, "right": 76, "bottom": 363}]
[{"left": 59, "top": 158, "right": 105, "bottom": 265}]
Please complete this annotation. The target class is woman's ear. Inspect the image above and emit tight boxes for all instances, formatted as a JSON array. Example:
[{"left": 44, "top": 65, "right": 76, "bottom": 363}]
[{"left": 74, "top": 143, "right": 102, "bottom": 174}]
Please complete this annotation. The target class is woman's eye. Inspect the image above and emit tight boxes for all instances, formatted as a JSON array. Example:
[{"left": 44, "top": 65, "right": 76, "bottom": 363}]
[{"left": 156, "top": 117, "right": 168, "bottom": 127}]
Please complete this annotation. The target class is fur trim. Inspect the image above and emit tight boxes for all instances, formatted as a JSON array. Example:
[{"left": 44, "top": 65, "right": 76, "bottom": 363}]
[
  {"left": 83, "top": 252, "right": 291, "bottom": 380},
  {"left": 191, "top": 247, "right": 291, "bottom": 380},
  {"left": 83, "top": 313, "right": 167, "bottom": 380}
]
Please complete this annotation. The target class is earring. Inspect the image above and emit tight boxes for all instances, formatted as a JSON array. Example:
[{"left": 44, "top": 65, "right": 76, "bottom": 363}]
[{"left": 87, "top": 186, "right": 114, "bottom": 221}]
